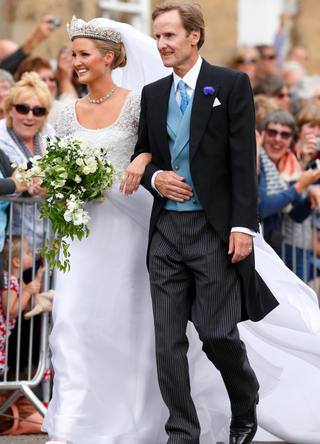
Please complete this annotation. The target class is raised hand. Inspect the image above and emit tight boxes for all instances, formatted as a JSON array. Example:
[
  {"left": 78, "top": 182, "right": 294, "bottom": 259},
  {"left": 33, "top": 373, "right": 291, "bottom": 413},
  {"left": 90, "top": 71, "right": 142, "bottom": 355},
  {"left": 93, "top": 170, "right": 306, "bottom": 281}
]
[
  {"left": 25, "top": 280, "right": 41, "bottom": 296},
  {"left": 294, "top": 168, "right": 320, "bottom": 194},
  {"left": 307, "top": 186, "right": 320, "bottom": 209},
  {"left": 299, "top": 133, "right": 318, "bottom": 170}
]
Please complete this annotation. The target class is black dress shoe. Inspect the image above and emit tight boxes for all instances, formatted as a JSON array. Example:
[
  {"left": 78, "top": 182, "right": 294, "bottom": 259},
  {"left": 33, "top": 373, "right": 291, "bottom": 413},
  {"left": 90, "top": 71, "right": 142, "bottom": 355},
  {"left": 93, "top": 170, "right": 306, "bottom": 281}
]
[{"left": 229, "top": 394, "right": 259, "bottom": 444}]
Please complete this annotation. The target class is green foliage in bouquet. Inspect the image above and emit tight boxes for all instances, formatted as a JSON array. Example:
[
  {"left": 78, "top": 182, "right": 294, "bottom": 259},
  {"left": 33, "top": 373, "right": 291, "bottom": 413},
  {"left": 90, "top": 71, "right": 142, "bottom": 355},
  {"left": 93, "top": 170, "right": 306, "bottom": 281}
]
[{"left": 13, "top": 135, "right": 121, "bottom": 272}]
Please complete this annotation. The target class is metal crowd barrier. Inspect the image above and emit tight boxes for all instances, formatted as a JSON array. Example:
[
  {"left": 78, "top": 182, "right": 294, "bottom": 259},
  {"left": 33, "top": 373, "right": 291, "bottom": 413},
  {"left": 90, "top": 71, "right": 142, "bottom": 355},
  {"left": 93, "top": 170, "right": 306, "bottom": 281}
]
[
  {"left": 261, "top": 211, "right": 320, "bottom": 303},
  {"left": 0, "top": 194, "right": 318, "bottom": 426},
  {"left": 0, "top": 194, "right": 55, "bottom": 418}
]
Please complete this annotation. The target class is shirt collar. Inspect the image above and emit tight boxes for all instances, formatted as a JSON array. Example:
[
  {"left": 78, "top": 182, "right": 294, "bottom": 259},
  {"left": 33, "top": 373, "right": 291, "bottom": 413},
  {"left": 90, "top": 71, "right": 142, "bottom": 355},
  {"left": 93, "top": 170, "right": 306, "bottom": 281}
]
[{"left": 173, "top": 56, "right": 203, "bottom": 93}]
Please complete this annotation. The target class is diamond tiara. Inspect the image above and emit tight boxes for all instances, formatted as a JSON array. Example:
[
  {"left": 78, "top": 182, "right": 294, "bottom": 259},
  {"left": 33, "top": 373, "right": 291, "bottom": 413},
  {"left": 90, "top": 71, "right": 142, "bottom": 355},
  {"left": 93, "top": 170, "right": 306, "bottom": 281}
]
[{"left": 67, "top": 16, "right": 121, "bottom": 44}]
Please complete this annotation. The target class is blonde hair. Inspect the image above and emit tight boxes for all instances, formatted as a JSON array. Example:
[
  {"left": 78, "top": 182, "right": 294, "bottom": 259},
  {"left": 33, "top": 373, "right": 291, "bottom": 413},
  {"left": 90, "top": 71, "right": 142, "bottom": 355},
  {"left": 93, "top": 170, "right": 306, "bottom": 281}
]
[
  {"left": 254, "top": 94, "right": 279, "bottom": 125},
  {"left": 90, "top": 38, "right": 127, "bottom": 70},
  {"left": 2, "top": 236, "right": 28, "bottom": 271},
  {"left": 295, "top": 103, "right": 320, "bottom": 131},
  {"left": 4, "top": 71, "right": 53, "bottom": 132},
  {"left": 229, "top": 46, "right": 261, "bottom": 70}
]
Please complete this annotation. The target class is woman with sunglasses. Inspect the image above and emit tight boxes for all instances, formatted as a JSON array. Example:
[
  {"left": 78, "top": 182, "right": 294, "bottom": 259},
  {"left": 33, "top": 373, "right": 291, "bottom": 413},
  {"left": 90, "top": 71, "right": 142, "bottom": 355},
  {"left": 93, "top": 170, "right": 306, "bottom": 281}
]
[
  {"left": 229, "top": 45, "right": 261, "bottom": 87},
  {"left": 0, "top": 71, "right": 53, "bottom": 375},
  {"left": 253, "top": 75, "right": 291, "bottom": 112},
  {"left": 0, "top": 70, "right": 53, "bottom": 254},
  {"left": 258, "top": 109, "right": 320, "bottom": 278}
]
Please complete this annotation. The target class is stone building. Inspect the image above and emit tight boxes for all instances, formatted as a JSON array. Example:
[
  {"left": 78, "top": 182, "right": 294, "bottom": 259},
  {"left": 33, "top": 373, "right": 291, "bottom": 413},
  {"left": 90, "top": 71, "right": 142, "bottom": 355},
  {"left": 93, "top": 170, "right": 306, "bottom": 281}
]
[{"left": 0, "top": 0, "right": 319, "bottom": 74}]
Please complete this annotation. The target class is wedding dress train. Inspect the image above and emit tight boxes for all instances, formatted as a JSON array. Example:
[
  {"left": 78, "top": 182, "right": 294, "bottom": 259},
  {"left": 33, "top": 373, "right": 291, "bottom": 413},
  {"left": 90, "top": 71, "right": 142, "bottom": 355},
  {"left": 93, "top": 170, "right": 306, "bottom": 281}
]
[{"left": 43, "top": 96, "right": 320, "bottom": 441}]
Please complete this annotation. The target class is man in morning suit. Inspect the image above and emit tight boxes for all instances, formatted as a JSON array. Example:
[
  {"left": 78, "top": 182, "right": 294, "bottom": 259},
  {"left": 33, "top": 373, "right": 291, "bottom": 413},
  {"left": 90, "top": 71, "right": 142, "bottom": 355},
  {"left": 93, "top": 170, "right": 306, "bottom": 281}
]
[{"left": 132, "top": 2, "right": 279, "bottom": 444}]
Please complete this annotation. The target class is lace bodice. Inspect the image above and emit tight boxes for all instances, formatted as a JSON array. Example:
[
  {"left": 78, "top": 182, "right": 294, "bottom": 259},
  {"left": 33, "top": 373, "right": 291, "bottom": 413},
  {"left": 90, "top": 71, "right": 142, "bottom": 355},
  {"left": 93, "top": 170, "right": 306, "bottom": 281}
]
[{"left": 55, "top": 91, "right": 141, "bottom": 172}]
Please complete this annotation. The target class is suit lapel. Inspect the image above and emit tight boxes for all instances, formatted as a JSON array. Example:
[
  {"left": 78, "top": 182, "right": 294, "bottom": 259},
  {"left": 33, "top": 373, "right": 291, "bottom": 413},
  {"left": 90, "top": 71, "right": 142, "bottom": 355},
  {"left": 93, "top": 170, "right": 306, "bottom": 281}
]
[
  {"left": 190, "top": 60, "right": 220, "bottom": 162},
  {"left": 149, "top": 75, "right": 172, "bottom": 165}
]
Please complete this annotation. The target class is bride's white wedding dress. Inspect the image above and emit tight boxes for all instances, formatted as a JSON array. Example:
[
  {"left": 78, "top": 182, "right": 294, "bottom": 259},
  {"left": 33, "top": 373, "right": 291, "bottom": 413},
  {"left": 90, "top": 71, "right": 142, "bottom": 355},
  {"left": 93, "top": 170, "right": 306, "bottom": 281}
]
[{"left": 43, "top": 93, "right": 320, "bottom": 444}]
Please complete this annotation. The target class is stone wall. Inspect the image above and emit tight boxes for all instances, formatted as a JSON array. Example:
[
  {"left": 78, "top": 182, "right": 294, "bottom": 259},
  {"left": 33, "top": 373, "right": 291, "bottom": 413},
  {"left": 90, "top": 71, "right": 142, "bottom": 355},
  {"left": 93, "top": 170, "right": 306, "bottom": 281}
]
[
  {"left": 0, "top": 0, "right": 99, "bottom": 59},
  {"left": 290, "top": 0, "right": 320, "bottom": 74},
  {"left": 150, "top": 0, "right": 238, "bottom": 67},
  {"left": 0, "top": 0, "right": 238, "bottom": 66},
  {"left": 1, "top": 0, "right": 320, "bottom": 74}
]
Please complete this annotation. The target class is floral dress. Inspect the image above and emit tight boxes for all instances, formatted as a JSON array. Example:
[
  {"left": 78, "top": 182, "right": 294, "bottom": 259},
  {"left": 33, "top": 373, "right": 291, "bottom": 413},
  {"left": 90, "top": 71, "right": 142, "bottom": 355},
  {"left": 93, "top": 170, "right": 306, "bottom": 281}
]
[{"left": 0, "top": 272, "right": 18, "bottom": 374}]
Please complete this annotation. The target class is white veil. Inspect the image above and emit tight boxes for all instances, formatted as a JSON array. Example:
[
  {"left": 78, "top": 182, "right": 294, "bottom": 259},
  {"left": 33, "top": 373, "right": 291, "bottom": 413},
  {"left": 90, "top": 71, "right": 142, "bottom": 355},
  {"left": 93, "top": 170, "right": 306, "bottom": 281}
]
[{"left": 96, "top": 18, "right": 172, "bottom": 91}]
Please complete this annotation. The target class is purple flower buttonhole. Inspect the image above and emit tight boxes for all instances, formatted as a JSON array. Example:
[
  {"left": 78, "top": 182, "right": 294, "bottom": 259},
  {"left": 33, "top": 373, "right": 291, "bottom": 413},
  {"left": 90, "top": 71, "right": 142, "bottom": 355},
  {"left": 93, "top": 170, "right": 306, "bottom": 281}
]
[{"left": 203, "top": 86, "right": 215, "bottom": 95}]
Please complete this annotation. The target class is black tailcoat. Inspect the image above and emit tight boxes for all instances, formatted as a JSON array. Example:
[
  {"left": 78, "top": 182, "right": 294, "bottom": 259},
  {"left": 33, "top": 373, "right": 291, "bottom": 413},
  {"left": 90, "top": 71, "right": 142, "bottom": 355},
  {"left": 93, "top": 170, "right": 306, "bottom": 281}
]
[{"left": 133, "top": 59, "right": 278, "bottom": 321}]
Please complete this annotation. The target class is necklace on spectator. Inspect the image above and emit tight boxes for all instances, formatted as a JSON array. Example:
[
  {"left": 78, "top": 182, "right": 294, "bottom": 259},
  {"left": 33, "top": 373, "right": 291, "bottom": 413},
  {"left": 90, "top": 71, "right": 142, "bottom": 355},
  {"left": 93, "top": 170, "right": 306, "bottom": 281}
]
[
  {"left": 8, "top": 128, "right": 42, "bottom": 160},
  {"left": 87, "top": 85, "right": 117, "bottom": 104}
]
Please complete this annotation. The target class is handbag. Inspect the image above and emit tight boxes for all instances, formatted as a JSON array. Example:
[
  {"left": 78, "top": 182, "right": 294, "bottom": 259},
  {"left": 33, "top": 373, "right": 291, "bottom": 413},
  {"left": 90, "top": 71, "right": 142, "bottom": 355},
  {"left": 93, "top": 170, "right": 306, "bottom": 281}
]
[{"left": 0, "top": 391, "right": 45, "bottom": 435}]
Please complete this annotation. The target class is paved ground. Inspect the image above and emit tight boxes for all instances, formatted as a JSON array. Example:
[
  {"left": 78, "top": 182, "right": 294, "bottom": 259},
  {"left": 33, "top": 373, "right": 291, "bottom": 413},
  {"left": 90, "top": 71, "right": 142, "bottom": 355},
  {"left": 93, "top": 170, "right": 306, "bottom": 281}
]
[
  {"left": 0, "top": 438, "right": 290, "bottom": 444},
  {"left": 0, "top": 436, "right": 48, "bottom": 443}
]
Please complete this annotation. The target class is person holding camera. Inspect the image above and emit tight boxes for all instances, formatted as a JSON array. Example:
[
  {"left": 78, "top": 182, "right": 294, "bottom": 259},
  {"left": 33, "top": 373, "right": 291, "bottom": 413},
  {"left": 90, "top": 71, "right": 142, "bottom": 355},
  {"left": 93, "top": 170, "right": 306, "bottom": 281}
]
[
  {"left": 0, "top": 15, "right": 59, "bottom": 76},
  {"left": 293, "top": 103, "right": 320, "bottom": 170},
  {"left": 258, "top": 109, "right": 320, "bottom": 279}
]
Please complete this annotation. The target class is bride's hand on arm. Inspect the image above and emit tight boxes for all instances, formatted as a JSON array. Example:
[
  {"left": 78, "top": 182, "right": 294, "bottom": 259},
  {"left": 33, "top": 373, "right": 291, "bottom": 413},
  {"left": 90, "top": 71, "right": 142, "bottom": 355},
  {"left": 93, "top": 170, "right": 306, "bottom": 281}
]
[{"left": 119, "top": 153, "right": 152, "bottom": 195}]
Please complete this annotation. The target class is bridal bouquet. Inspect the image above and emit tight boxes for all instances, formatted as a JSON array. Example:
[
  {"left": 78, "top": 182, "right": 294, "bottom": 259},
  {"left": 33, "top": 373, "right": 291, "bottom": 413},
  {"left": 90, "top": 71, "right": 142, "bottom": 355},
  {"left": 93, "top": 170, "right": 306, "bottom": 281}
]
[{"left": 13, "top": 135, "right": 121, "bottom": 273}]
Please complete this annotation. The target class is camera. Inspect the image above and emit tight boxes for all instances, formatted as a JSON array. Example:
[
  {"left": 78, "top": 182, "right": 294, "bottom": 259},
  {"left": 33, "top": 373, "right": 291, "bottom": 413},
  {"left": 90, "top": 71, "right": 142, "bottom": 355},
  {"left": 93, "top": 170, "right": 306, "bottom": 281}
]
[
  {"left": 315, "top": 137, "right": 320, "bottom": 152},
  {"left": 310, "top": 158, "right": 320, "bottom": 170},
  {"left": 48, "top": 17, "right": 61, "bottom": 27}
]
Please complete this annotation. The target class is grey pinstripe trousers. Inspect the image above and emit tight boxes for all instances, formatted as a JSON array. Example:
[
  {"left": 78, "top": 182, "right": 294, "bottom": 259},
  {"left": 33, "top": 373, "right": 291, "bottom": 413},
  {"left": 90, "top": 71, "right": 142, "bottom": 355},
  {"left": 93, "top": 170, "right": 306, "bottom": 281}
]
[{"left": 149, "top": 210, "right": 259, "bottom": 444}]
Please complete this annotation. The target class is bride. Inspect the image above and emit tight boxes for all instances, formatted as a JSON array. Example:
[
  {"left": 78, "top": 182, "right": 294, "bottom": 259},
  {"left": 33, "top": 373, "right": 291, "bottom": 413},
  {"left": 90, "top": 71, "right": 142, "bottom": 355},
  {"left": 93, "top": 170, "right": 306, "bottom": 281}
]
[{"left": 43, "top": 16, "right": 320, "bottom": 444}]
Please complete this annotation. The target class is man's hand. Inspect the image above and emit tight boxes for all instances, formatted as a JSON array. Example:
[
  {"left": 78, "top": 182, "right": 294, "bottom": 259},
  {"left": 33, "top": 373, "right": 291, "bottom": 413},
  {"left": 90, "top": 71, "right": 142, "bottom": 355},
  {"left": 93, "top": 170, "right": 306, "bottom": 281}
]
[
  {"left": 155, "top": 171, "right": 193, "bottom": 201},
  {"left": 228, "top": 232, "right": 253, "bottom": 263},
  {"left": 22, "top": 15, "right": 56, "bottom": 55}
]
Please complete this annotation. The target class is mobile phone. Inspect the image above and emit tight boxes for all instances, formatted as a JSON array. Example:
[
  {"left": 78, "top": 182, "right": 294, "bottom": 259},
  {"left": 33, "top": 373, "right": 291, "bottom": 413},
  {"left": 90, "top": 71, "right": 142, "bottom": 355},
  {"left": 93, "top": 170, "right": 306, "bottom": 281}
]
[
  {"left": 48, "top": 17, "right": 61, "bottom": 27},
  {"left": 310, "top": 158, "right": 320, "bottom": 170},
  {"left": 315, "top": 137, "right": 320, "bottom": 151}
]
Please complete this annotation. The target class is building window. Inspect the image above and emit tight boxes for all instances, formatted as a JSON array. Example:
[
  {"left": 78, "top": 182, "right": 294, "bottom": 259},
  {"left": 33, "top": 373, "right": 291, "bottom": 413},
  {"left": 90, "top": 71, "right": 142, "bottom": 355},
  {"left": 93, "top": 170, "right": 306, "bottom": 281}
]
[
  {"left": 99, "top": 0, "right": 151, "bottom": 35},
  {"left": 237, "top": 0, "right": 298, "bottom": 46}
]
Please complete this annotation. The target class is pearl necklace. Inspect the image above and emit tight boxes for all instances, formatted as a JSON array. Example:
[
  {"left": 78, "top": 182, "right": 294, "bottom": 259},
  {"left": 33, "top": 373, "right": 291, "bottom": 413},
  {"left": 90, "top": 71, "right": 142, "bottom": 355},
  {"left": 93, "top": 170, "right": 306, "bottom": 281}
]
[{"left": 87, "top": 85, "right": 117, "bottom": 104}]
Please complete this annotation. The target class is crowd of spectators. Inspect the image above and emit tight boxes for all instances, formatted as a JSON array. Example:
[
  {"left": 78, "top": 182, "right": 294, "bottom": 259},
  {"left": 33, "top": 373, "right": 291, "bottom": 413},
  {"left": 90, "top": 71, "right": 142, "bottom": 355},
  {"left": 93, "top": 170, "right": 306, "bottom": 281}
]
[
  {"left": 0, "top": 15, "right": 82, "bottom": 381},
  {"left": 225, "top": 14, "right": 320, "bottom": 301},
  {"left": 0, "top": 11, "right": 319, "bottom": 365}
]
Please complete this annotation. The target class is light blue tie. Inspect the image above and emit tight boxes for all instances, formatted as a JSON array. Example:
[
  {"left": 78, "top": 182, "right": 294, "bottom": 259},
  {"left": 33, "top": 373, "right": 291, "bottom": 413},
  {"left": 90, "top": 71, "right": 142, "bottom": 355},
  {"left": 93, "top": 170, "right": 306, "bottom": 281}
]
[{"left": 178, "top": 80, "right": 190, "bottom": 115}]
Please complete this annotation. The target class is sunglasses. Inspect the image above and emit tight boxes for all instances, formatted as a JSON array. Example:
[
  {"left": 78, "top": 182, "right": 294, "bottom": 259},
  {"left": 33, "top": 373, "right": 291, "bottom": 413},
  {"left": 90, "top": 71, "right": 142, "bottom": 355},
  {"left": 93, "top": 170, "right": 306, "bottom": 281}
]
[
  {"left": 266, "top": 128, "right": 293, "bottom": 140},
  {"left": 262, "top": 54, "right": 277, "bottom": 60},
  {"left": 41, "top": 77, "right": 57, "bottom": 83},
  {"left": 13, "top": 104, "right": 46, "bottom": 117},
  {"left": 277, "top": 92, "right": 290, "bottom": 99},
  {"left": 237, "top": 58, "right": 256, "bottom": 64}
]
